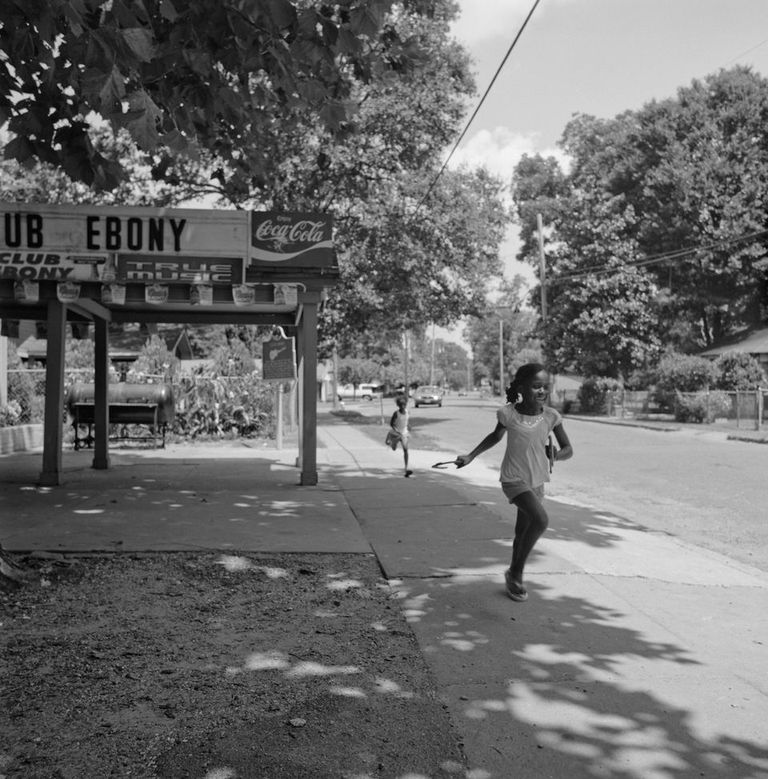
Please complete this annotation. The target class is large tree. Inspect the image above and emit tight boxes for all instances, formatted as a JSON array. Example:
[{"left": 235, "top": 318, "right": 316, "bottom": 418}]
[
  {"left": 627, "top": 68, "right": 768, "bottom": 344},
  {"left": 512, "top": 66, "right": 768, "bottom": 377},
  {"left": 541, "top": 204, "right": 662, "bottom": 378}
]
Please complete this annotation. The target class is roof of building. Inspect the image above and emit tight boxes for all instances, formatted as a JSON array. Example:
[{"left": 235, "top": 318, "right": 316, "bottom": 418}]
[
  {"left": 16, "top": 324, "right": 196, "bottom": 363},
  {"left": 700, "top": 326, "right": 768, "bottom": 358},
  {"left": 16, "top": 336, "right": 48, "bottom": 360}
]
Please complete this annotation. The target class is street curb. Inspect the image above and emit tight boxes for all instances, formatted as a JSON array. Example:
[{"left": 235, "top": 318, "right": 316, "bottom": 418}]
[
  {"left": 562, "top": 414, "right": 680, "bottom": 432},
  {"left": 728, "top": 433, "right": 768, "bottom": 444},
  {"left": 566, "top": 413, "right": 768, "bottom": 442}
]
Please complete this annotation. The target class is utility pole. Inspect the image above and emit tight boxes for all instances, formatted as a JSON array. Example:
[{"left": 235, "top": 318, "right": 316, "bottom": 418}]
[
  {"left": 537, "top": 212, "right": 547, "bottom": 323},
  {"left": 537, "top": 212, "right": 556, "bottom": 398},
  {"left": 494, "top": 306, "right": 513, "bottom": 395},
  {"left": 403, "top": 331, "right": 410, "bottom": 400},
  {"left": 332, "top": 347, "right": 340, "bottom": 409},
  {"left": 498, "top": 317, "right": 504, "bottom": 396},
  {"left": 429, "top": 322, "right": 436, "bottom": 385}
]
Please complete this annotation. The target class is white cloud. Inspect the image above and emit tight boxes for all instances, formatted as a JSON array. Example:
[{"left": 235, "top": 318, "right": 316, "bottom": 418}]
[
  {"left": 450, "top": 0, "right": 538, "bottom": 47},
  {"left": 449, "top": 127, "right": 537, "bottom": 184},
  {"left": 448, "top": 127, "right": 569, "bottom": 191},
  {"left": 450, "top": 0, "right": 578, "bottom": 47}
]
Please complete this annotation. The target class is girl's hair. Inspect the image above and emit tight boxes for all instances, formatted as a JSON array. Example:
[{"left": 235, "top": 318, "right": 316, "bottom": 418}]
[{"left": 505, "top": 362, "right": 546, "bottom": 405}]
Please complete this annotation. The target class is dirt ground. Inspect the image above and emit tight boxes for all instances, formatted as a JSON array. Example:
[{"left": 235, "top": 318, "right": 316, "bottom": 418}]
[{"left": 1, "top": 551, "right": 467, "bottom": 779}]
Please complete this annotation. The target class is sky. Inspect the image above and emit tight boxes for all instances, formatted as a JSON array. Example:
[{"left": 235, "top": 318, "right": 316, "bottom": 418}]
[{"left": 437, "top": 0, "right": 768, "bottom": 346}]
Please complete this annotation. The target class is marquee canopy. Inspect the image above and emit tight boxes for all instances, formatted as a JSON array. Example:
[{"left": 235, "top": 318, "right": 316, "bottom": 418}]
[{"left": 0, "top": 204, "right": 339, "bottom": 486}]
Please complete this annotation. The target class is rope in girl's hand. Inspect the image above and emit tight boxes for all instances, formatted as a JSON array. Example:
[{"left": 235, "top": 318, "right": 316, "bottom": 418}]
[{"left": 432, "top": 460, "right": 462, "bottom": 469}]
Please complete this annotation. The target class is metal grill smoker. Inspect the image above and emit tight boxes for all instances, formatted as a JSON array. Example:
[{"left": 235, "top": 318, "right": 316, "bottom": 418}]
[{"left": 66, "top": 383, "right": 176, "bottom": 449}]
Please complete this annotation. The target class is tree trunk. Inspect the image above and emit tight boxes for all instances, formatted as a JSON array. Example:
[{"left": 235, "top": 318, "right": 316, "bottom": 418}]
[{"left": 0, "top": 544, "right": 35, "bottom": 590}]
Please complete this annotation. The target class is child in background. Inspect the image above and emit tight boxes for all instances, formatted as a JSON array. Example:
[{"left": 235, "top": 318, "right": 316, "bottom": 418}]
[
  {"left": 389, "top": 395, "right": 413, "bottom": 478},
  {"left": 456, "top": 363, "right": 572, "bottom": 601}
]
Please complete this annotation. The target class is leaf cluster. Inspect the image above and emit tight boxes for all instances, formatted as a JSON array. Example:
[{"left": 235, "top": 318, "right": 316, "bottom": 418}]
[{"left": 0, "top": 0, "right": 417, "bottom": 189}]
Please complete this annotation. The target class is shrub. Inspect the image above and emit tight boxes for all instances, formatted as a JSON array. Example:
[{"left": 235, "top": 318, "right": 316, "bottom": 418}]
[
  {"left": 0, "top": 400, "right": 23, "bottom": 427},
  {"left": 713, "top": 352, "right": 765, "bottom": 390},
  {"left": 653, "top": 352, "right": 717, "bottom": 410},
  {"left": 577, "top": 376, "right": 622, "bottom": 414},
  {"left": 171, "top": 374, "right": 273, "bottom": 439},
  {"left": 624, "top": 367, "right": 656, "bottom": 391},
  {"left": 674, "top": 390, "right": 731, "bottom": 423},
  {"left": 655, "top": 352, "right": 718, "bottom": 393}
]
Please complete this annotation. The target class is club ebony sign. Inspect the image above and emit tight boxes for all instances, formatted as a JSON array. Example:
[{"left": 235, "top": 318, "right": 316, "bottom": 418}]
[{"left": 1, "top": 204, "right": 247, "bottom": 258}]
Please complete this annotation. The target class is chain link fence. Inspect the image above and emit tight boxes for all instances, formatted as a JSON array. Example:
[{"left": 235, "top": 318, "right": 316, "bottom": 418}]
[
  {"left": 3, "top": 369, "right": 48, "bottom": 426},
  {"left": 556, "top": 387, "right": 768, "bottom": 429}
]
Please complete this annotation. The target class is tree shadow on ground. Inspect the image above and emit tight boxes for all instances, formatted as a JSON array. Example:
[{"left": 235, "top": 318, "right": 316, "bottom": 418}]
[{"left": 329, "top": 463, "right": 768, "bottom": 779}]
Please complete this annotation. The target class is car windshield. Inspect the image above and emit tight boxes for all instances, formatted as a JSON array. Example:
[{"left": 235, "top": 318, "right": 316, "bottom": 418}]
[{"left": 418, "top": 387, "right": 440, "bottom": 393}]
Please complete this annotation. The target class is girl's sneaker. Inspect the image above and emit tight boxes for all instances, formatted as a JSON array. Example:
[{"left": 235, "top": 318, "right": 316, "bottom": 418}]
[{"left": 504, "top": 569, "right": 528, "bottom": 602}]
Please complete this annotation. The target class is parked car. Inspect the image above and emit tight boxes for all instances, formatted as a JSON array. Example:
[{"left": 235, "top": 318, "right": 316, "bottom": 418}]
[
  {"left": 413, "top": 385, "right": 443, "bottom": 408},
  {"left": 337, "top": 383, "right": 382, "bottom": 401},
  {"left": 386, "top": 385, "right": 409, "bottom": 398}
]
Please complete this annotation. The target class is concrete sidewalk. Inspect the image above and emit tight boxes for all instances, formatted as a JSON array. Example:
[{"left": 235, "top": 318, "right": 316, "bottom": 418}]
[
  {"left": 0, "top": 439, "right": 370, "bottom": 555},
  {"left": 2, "top": 426, "right": 768, "bottom": 778},
  {"left": 318, "top": 423, "right": 768, "bottom": 779}
]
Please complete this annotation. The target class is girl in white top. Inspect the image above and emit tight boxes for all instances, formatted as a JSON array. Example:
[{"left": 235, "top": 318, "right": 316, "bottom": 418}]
[
  {"left": 389, "top": 395, "right": 413, "bottom": 477},
  {"left": 457, "top": 363, "right": 573, "bottom": 602}
]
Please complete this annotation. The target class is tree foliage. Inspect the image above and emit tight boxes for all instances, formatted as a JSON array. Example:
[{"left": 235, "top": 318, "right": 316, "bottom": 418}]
[
  {"left": 208, "top": 340, "right": 257, "bottom": 377},
  {"left": 511, "top": 66, "right": 768, "bottom": 377},
  {"left": 464, "top": 275, "right": 540, "bottom": 386},
  {"left": 0, "top": 125, "right": 181, "bottom": 206},
  {"left": 0, "top": 0, "right": 423, "bottom": 190},
  {"left": 1, "top": 0, "right": 509, "bottom": 359},
  {"left": 64, "top": 337, "right": 97, "bottom": 371},
  {"left": 540, "top": 203, "right": 662, "bottom": 378},
  {"left": 325, "top": 166, "right": 508, "bottom": 354},
  {"left": 128, "top": 334, "right": 180, "bottom": 381}
]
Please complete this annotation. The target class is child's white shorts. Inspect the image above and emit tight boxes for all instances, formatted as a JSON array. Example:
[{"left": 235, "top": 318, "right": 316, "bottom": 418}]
[{"left": 501, "top": 481, "right": 545, "bottom": 502}]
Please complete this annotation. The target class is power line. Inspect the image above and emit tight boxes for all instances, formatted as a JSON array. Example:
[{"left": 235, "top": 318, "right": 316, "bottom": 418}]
[
  {"left": 411, "top": 0, "right": 543, "bottom": 218},
  {"left": 721, "top": 37, "right": 768, "bottom": 68},
  {"left": 548, "top": 228, "right": 768, "bottom": 284}
]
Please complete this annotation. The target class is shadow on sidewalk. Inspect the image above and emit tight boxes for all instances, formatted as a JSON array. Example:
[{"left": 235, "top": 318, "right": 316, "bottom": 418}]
[
  {"left": 392, "top": 573, "right": 767, "bottom": 778},
  {"left": 0, "top": 447, "right": 366, "bottom": 555},
  {"left": 320, "top": 462, "right": 768, "bottom": 779}
]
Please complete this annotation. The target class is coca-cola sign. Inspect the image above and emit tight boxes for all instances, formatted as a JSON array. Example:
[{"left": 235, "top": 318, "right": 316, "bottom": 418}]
[{"left": 249, "top": 211, "right": 335, "bottom": 268}]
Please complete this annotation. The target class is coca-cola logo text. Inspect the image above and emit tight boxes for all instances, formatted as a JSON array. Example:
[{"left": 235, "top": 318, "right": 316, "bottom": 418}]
[{"left": 255, "top": 219, "right": 326, "bottom": 245}]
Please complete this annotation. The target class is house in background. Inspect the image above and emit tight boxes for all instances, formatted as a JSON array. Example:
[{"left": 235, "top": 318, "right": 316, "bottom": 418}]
[
  {"left": 11, "top": 321, "right": 199, "bottom": 373},
  {"left": 699, "top": 326, "right": 768, "bottom": 375}
]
